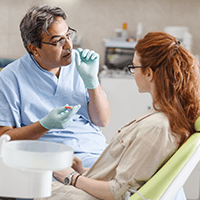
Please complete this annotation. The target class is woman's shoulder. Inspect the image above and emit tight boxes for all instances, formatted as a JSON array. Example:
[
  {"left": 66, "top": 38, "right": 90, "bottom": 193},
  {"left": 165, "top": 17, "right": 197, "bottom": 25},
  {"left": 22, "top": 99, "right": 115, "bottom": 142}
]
[{"left": 136, "top": 108, "right": 169, "bottom": 129}]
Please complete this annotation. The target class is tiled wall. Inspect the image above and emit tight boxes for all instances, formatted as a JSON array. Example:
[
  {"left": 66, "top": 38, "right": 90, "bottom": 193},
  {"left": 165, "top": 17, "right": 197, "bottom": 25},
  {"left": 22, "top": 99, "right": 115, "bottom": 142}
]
[{"left": 0, "top": 0, "right": 200, "bottom": 65}]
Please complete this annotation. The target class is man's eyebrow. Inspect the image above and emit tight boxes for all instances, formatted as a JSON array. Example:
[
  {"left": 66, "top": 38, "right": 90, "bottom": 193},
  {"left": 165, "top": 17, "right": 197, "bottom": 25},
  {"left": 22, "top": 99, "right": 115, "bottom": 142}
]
[
  {"left": 49, "top": 27, "right": 70, "bottom": 41},
  {"left": 50, "top": 35, "right": 62, "bottom": 41}
]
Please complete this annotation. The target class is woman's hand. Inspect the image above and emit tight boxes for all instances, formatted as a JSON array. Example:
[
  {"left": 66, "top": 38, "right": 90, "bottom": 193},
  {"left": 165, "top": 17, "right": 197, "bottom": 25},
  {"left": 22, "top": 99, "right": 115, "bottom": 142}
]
[
  {"left": 53, "top": 157, "right": 89, "bottom": 185},
  {"left": 53, "top": 168, "right": 74, "bottom": 184},
  {"left": 54, "top": 158, "right": 115, "bottom": 199},
  {"left": 72, "top": 156, "right": 87, "bottom": 174}
]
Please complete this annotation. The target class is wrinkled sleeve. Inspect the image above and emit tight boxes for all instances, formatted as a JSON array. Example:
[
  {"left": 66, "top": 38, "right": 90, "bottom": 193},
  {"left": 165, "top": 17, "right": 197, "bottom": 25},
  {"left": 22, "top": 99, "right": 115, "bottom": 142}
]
[
  {"left": 109, "top": 125, "right": 177, "bottom": 199},
  {"left": 0, "top": 72, "right": 21, "bottom": 127}
]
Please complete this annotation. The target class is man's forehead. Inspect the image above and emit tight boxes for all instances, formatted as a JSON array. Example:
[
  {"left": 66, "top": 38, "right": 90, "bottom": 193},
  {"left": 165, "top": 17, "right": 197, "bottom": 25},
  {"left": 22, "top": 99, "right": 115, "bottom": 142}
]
[{"left": 41, "top": 18, "right": 69, "bottom": 38}]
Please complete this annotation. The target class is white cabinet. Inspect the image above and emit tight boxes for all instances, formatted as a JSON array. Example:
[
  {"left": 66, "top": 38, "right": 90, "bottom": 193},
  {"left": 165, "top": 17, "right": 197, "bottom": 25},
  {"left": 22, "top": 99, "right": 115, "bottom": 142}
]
[{"left": 100, "top": 77, "right": 152, "bottom": 143}]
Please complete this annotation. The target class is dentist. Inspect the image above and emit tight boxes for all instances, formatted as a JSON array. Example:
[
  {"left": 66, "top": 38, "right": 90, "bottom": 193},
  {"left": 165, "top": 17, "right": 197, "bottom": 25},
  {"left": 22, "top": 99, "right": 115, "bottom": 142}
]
[{"left": 0, "top": 5, "right": 110, "bottom": 169}]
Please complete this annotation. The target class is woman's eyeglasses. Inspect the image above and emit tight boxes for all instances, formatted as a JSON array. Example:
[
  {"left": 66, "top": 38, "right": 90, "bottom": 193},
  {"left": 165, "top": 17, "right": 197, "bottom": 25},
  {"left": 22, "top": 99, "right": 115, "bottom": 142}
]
[
  {"left": 128, "top": 65, "right": 144, "bottom": 74},
  {"left": 41, "top": 27, "right": 77, "bottom": 47}
]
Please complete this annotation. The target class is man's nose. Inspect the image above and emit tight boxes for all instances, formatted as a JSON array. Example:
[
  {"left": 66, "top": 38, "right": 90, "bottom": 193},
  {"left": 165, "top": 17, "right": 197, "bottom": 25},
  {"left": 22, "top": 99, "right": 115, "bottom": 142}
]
[{"left": 63, "top": 38, "right": 72, "bottom": 49}]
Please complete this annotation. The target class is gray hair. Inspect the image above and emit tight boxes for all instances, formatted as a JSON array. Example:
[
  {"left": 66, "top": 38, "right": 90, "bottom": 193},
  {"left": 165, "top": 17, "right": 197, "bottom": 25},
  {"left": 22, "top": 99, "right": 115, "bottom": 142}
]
[{"left": 20, "top": 5, "right": 68, "bottom": 54}]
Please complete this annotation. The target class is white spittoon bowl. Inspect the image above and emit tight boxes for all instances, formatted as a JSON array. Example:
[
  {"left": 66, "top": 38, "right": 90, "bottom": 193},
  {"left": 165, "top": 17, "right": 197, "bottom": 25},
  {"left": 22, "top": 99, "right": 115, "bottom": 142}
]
[{"left": 2, "top": 140, "right": 74, "bottom": 171}]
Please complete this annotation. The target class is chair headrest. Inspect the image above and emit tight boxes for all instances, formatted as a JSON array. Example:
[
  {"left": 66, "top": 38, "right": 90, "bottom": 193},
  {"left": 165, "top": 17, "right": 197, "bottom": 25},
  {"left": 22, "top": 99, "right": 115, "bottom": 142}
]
[{"left": 194, "top": 117, "right": 200, "bottom": 132}]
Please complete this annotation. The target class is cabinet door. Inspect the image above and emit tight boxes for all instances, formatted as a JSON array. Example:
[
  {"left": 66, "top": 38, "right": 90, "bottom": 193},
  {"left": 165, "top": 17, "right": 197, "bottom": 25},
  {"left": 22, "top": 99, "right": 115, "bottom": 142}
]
[{"left": 100, "top": 77, "right": 152, "bottom": 143}]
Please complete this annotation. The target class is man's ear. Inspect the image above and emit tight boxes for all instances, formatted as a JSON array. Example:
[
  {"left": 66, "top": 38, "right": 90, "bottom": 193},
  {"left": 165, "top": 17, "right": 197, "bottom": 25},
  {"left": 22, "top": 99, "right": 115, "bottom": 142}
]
[
  {"left": 28, "top": 43, "right": 40, "bottom": 57},
  {"left": 145, "top": 67, "right": 154, "bottom": 82}
]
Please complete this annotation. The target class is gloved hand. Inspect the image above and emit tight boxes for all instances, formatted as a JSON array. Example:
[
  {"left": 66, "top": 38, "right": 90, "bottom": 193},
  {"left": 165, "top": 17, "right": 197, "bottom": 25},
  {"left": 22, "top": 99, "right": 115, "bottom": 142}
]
[
  {"left": 39, "top": 104, "right": 81, "bottom": 130},
  {"left": 75, "top": 48, "right": 99, "bottom": 89}
]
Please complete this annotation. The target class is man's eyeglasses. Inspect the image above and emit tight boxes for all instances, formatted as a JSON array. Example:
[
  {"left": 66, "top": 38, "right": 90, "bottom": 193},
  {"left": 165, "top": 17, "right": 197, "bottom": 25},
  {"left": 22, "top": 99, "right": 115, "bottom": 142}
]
[
  {"left": 128, "top": 64, "right": 144, "bottom": 74},
  {"left": 41, "top": 27, "right": 77, "bottom": 47}
]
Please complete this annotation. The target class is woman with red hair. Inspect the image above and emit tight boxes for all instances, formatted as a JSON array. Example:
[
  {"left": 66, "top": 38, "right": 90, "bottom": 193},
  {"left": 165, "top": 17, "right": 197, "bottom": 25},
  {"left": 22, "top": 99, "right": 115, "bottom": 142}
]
[
  {"left": 134, "top": 31, "right": 200, "bottom": 147},
  {"left": 36, "top": 32, "right": 200, "bottom": 200}
]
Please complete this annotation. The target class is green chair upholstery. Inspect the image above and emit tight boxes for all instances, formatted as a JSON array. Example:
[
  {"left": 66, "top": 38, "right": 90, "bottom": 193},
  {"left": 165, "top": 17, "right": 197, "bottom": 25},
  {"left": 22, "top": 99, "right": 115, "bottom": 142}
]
[{"left": 129, "top": 118, "right": 200, "bottom": 200}]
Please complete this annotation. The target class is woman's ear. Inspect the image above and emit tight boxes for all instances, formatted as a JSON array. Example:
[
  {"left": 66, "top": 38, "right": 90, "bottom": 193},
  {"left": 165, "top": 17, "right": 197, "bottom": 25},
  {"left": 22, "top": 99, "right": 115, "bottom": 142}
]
[
  {"left": 28, "top": 43, "right": 40, "bottom": 57},
  {"left": 145, "top": 67, "right": 154, "bottom": 82}
]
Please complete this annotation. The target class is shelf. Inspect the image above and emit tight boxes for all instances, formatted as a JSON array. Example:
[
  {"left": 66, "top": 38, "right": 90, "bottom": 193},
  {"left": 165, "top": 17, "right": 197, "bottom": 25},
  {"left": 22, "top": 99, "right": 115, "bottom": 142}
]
[{"left": 104, "top": 39, "right": 137, "bottom": 48}]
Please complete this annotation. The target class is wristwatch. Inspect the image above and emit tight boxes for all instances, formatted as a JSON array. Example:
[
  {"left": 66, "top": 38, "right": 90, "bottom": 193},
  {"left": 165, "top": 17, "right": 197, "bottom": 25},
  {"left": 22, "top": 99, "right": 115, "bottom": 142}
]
[{"left": 64, "top": 171, "right": 77, "bottom": 185}]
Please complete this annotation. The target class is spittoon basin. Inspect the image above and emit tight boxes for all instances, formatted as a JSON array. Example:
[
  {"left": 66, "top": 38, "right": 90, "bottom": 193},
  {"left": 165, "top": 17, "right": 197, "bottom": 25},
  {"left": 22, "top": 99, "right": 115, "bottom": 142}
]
[{"left": 2, "top": 138, "right": 74, "bottom": 171}]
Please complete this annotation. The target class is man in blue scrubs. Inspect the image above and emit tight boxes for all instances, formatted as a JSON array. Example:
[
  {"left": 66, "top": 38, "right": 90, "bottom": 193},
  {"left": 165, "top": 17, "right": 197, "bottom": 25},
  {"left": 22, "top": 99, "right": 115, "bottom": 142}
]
[{"left": 0, "top": 5, "right": 110, "bottom": 169}]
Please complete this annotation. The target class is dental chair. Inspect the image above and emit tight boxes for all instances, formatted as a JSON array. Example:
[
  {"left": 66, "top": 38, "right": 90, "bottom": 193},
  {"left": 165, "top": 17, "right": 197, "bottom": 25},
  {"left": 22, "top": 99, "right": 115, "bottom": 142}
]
[{"left": 127, "top": 118, "right": 200, "bottom": 200}]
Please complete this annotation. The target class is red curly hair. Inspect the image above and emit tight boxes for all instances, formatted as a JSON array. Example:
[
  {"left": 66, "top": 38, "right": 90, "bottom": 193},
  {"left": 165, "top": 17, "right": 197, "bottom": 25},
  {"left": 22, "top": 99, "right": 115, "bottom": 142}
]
[{"left": 135, "top": 32, "right": 200, "bottom": 146}]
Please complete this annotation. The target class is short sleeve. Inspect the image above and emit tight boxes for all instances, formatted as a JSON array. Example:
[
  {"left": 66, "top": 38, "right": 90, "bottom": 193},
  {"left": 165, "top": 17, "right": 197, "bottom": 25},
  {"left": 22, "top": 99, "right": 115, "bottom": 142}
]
[
  {"left": 109, "top": 124, "right": 177, "bottom": 199},
  {"left": 0, "top": 72, "right": 21, "bottom": 127}
]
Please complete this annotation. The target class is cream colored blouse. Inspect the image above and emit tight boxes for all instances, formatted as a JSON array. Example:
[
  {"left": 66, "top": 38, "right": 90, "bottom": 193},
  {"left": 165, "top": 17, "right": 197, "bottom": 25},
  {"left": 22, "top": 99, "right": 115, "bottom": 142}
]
[{"left": 36, "top": 108, "right": 178, "bottom": 200}]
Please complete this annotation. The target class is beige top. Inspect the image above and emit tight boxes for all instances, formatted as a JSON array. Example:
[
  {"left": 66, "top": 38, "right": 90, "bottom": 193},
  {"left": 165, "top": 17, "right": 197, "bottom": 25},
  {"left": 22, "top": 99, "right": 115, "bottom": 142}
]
[{"left": 36, "top": 108, "right": 178, "bottom": 200}]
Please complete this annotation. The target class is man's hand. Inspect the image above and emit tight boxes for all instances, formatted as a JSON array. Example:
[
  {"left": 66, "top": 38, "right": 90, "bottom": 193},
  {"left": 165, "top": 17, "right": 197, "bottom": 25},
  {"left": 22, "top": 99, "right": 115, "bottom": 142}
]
[
  {"left": 39, "top": 104, "right": 81, "bottom": 130},
  {"left": 75, "top": 48, "right": 99, "bottom": 89}
]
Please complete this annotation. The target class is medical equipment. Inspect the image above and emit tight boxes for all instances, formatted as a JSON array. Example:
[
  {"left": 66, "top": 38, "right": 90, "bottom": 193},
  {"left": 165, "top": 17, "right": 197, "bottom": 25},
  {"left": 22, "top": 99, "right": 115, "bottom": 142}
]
[
  {"left": 65, "top": 106, "right": 73, "bottom": 109},
  {"left": 0, "top": 134, "right": 73, "bottom": 199}
]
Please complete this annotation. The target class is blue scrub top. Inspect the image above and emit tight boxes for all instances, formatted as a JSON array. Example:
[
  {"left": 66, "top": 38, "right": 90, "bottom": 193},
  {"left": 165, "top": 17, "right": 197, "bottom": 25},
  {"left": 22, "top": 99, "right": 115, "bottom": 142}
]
[{"left": 0, "top": 50, "right": 106, "bottom": 154}]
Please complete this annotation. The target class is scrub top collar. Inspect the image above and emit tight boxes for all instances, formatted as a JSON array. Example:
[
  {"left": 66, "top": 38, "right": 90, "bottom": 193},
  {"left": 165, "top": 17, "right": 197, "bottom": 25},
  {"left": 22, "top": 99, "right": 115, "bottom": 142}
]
[{"left": 30, "top": 54, "right": 58, "bottom": 77}]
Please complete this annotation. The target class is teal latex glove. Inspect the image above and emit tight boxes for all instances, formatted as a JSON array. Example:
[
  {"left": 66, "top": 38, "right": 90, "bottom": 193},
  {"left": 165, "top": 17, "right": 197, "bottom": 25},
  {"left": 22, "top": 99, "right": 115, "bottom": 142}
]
[
  {"left": 39, "top": 104, "right": 81, "bottom": 130},
  {"left": 75, "top": 48, "right": 99, "bottom": 89}
]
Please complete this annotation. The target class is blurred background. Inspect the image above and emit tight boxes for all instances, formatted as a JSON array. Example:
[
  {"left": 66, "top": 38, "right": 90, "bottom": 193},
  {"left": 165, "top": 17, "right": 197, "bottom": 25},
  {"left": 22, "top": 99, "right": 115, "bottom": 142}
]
[{"left": 0, "top": 0, "right": 199, "bottom": 63}]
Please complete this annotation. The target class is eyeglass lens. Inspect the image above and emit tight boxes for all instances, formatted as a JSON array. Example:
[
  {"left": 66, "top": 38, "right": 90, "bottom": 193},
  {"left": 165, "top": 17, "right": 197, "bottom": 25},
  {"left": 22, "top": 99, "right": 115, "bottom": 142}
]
[
  {"left": 57, "top": 30, "right": 76, "bottom": 47},
  {"left": 128, "top": 65, "right": 134, "bottom": 73},
  {"left": 129, "top": 68, "right": 134, "bottom": 73}
]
